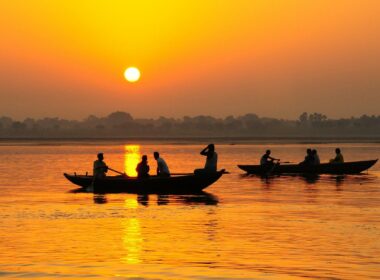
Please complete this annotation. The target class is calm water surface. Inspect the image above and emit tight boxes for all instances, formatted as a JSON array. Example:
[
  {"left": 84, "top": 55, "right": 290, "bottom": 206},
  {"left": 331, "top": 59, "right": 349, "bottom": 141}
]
[{"left": 0, "top": 142, "right": 379, "bottom": 279}]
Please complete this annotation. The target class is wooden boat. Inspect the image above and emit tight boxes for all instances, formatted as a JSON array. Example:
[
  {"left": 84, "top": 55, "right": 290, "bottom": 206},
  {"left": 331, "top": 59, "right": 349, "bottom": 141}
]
[
  {"left": 238, "top": 159, "right": 378, "bottom": 175},
  {"left": 64, "top": 170, "right": 225, "bottom": 194}
]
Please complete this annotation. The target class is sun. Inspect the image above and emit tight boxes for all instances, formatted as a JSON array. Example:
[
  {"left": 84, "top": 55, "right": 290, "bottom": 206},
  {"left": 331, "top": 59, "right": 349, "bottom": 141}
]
[{"left": 124, "top": 67, "right": 141, "bottom": 83}]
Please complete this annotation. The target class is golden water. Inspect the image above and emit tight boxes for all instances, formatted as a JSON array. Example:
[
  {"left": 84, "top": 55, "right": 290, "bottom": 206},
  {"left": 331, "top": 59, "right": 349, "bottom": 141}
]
[{"left": 0, "top": 142, "right": 379, "bottom": 279}]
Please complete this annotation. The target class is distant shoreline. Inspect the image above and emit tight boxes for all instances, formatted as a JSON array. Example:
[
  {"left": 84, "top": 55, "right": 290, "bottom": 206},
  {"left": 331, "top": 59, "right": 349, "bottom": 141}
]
[{"left": 0, "top": 137, "right": 379, "bottom": 146}]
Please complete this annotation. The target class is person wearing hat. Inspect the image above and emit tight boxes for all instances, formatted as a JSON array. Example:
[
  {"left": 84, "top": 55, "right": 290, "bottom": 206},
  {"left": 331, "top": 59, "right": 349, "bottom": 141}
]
[{"left": 93, "top": 152, "right": 108, "bottom": 179}]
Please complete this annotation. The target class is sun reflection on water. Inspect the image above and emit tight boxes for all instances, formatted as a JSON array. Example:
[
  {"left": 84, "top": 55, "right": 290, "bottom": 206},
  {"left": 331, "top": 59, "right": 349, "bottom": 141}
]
[
  {"left": 124, "top": 145, "right": 140, "bottom": 177},
  {"left": 124, "top": 196, "right": 138, "bottom": 209},
  {"left": 121, "top": 218, "right": 142, "bottom": 264}
]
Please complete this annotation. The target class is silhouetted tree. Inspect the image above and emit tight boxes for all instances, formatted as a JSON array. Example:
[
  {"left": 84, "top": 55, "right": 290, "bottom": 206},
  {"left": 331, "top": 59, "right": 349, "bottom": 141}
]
[
  {"left": 0, "top": 111, "right": 379, "bottom": 138},
  {"left": 299, "top": 112, "right": 308, "bottom": 123},
  {"left": 106, "top": 111, "right": 133, "bottom": 126}
]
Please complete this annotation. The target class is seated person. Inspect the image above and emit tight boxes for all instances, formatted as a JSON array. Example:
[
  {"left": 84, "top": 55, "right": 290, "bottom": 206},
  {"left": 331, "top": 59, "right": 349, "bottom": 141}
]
[
  {"left": 154, "top": 152, "right": 170, "bottom": 177},
  {"left": 194, "top": 144, "right": 218, "bottom": 174},
  {"left": 330, "top": 148, "right": 344, "bottom": 163},
  {"left": 300, "top": 149, "right": 314, "bottom": 165},
  {"left": 136, "top": 155, "right": 150, "bottom": 178},
  {"left": 260, "top": 150, "right": 279, "bottom": 166},
  {"left": 312, "top": 149, "right": 320, "bottom": 165}
]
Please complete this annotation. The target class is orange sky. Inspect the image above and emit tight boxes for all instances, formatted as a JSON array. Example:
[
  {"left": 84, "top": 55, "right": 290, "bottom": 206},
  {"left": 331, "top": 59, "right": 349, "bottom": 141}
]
[{"left": 0, "top": 0, "right": 379, "bottom": 120}]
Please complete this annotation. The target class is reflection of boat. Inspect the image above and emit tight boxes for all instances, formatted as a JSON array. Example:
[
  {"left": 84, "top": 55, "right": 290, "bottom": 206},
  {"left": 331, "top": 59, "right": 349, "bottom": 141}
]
[
  {"left": 180, "top": 193, "right": 218, "bottom": 205},
  {"left": 238, "top": 160, "right": 378, "bottom": 175},
  {"left": 64, "top": 170, "right": 225, "bottom": 194},
  {"left": 299, "top": 174, "right": 320, "bottom": 184},
  {"left": 136, "top": 192, "right": 218, "bottom": 206}
]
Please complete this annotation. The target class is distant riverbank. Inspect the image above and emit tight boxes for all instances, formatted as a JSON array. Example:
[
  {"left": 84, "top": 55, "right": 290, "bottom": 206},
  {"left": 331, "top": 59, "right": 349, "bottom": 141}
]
[{"left": 1, "top": 136, "right": 380, "bottom": 146}]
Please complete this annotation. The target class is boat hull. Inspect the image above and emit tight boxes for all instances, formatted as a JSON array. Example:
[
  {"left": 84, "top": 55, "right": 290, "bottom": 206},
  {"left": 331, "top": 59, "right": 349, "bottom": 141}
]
[
  {"left": 238, "top": 160, "right": 378, "bottom": 175},
  {"left": 64, "top": 170, "right": 224, "bottom": 194}
]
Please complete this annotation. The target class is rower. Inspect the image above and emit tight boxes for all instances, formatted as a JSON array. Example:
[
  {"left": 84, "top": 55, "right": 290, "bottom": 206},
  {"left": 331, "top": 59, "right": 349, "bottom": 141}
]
[
  {"left": 260, "top": 150, "right": 279, "bottom": 167},
  {"left": 330, "top": 148, "right": 344, "bottom": 163},
  {"left": 154, "top": 152, "right": 170, "bottom": 177},
  {"left": 136, "top": 155, "right": 150, "bottom": 178},
  {"left": 93, "top": 152, "right": 108, "bottom": 179}
]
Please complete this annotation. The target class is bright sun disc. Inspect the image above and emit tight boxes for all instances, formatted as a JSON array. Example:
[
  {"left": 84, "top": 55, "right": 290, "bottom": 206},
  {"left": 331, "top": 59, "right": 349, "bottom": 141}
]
[{"left": 124, "top": 67, "right": 140, "bottom": 83}]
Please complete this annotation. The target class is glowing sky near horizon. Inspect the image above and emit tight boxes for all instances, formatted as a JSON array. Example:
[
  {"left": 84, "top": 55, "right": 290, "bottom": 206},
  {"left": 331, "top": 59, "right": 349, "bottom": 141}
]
[{"left": 0, "top": 0, "right": 379, "bottom": 120}]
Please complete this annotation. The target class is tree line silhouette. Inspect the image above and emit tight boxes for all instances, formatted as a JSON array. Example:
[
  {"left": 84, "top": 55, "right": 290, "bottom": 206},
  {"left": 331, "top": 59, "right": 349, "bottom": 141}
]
[{"left": 1, "top": 111, "right": 379, "bottom": 138}]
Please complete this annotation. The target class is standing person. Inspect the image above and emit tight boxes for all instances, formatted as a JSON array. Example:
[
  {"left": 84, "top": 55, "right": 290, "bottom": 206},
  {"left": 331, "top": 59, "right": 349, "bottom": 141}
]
[
  {"left": 200, "top": 144, "right": 218, "bottom": 172},
  {"left": 312, "top": 149, "right": 320, "bottom": 165},
  {"left": 330, "top": 148, "right": 344, "bottom": 163},
  {"left": 154, "top": 152, "right": 170, "bottom": 177},
  {"left": 136, "top": 155, "right": 150, "bottom": 178},
  {"left": 93, "top": 152, "right": 108, "bottom": 179},
  {"left": 260, "top": 150, "right": 279, "bottom": 166}
]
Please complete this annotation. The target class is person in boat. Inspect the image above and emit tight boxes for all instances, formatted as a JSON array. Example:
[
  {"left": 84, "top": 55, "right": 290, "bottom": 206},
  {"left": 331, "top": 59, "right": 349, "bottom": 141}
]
[
  {"left": 312, "top": 149, "right": 320, "bottom": 165},
  {"left": 136, "top": 155, "right": 150, "bottom": 178},
  {"left": 195, "top": 144, "right": 218, "bottom": 174},
  {"left": 260, "top": 150, "right": 279, "bottom": 167},
  {"left": 330, "top": 148, "right": 344, "bottom": 163},
  {"left": 93, "top": 152, "right": 108, "bottom": 179},
  {"left": 154, "top": 151, "right": 170, "bottom": 177},
  {"left": 300, "top": 149, "right": 314, "bottom": 165}
]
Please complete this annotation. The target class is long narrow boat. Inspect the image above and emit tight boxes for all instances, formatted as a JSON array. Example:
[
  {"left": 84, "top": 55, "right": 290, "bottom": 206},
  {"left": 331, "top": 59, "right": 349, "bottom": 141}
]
[
  {"left": 64, "top": 170, "right": 225, "bottom": 194},
  {"left": 238, "top": 160, "right": 378, "bottom": 175}
]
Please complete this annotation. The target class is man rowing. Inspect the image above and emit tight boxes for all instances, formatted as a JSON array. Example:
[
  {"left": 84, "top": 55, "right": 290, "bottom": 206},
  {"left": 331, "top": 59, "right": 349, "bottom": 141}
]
[
  {"left": 93, "top": 152, "right": 108, "bottom": 179},
  {"left": 260, "top": 150, "right": 279, "bottom": 167}
]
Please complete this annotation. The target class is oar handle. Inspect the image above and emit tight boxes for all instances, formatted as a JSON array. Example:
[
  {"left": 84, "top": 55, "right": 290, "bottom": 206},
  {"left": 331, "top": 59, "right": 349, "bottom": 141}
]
[{"left": 108, "top": 167, "right": 127, "bottom": 176}]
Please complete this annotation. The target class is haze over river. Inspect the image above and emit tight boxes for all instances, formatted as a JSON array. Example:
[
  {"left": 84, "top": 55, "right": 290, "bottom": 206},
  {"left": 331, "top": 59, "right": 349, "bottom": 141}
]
[{"left": 0, "top": 141, "right": 379, "bottom": 279}]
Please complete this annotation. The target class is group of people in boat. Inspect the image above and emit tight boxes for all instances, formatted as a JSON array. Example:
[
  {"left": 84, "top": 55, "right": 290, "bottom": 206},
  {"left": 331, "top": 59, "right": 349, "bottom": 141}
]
[
  {"left": 135, "top": 152, "right": 170, "bottom": 178},
  {"left": 260, "top": 148, "right": 344, "bottom": 167},
  {"left": 299, "top": 149, "right": 321, "bottom": 166},
  {"left": 94, "top": 145, "right": 346, "bottom": 178},
  {"left": 93, "top": 144, "right": 218, "bottom": 179}
]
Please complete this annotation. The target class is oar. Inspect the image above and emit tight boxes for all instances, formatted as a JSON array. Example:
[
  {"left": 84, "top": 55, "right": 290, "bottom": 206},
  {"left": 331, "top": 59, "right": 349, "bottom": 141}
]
[{"left": 108, "top": 167, "right": 128, "bottom": 176}]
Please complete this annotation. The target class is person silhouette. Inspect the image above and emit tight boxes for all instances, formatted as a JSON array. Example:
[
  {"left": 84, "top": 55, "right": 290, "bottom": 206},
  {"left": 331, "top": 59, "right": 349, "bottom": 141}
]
[
  {"left": 260, "top": 150, "right": 279, "bottom": 167},
  {"left": 330, "top": 148, "right": 344, "bottom": 163},
  {"left": 136, "top": 155, "right": 150, "bottom": 178},
  {"left": 300, "top": 149, "right": 314, "bottom": 166},
  {"left": 93, "top": 153, "right": 108, "bottom": 179},
  {"left": 195, "top": 144, "right": 218, "bottom": 174},
  {"left": 154, "top": 152, "right": 170, "bottom": 177},
  {"left": 312, "top": 149, "right": 320, "bottom": 165}
]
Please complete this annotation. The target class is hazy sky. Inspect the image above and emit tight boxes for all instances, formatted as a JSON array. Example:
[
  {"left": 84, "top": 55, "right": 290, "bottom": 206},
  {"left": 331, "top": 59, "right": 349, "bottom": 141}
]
[{"left": 0, "top": 0, "right": 379, "bottom": 120}]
